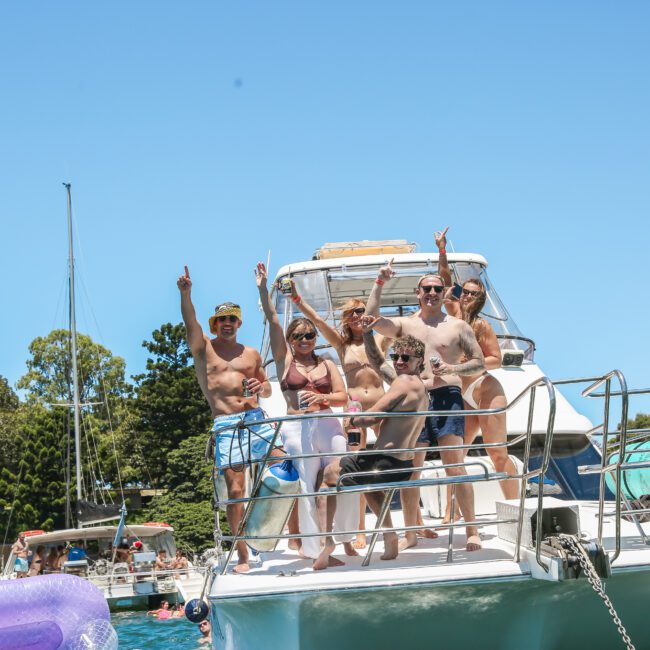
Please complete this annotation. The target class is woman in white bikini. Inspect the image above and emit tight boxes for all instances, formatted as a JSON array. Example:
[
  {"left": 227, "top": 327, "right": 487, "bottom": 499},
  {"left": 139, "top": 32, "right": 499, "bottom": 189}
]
[
  {"left": 436, "top": 228, "right": 518, "bottom": 512},
  {"left": 256, "top": 262, "right": 358, "bottom": 565},
  {"left": 288, "top": 282, "right": 391, "bottom": 549}
]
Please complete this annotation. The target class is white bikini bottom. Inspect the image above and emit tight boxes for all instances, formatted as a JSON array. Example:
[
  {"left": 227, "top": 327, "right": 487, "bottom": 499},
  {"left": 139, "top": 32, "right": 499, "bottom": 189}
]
[{"left": 462, "top": 374, "right": 487, "bottom": 409}]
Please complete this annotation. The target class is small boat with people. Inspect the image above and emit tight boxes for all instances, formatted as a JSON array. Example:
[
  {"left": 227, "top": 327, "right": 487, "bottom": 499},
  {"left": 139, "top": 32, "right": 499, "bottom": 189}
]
[
  {"left": 177, "top": 235, "right": 650, "bottom": 649},
  {"left": 1, "top": 522, "right": 206, "bottom": 610}
]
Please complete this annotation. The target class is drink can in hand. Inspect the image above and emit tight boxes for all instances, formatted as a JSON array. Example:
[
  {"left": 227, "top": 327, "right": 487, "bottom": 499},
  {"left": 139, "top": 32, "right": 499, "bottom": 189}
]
[
  {"left": 429, "top": 356, "right": 441, "bottom": 369},
  {"left": 298, "top": 390, "right": 310, "bottom": 410},
  {"left": 242, "top": 379, "right": 253, "bottom": 397},
  {"left": 279, "top": 278, "right": 293, "bottom": 295}
]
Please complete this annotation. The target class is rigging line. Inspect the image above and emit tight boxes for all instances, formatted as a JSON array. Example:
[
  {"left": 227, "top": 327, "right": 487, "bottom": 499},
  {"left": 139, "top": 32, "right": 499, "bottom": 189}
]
[
  {"left": 50, "top": 262, "right": 69, "bottom": 335},
  {"left": 95, "top": 347, "right": 125, "bottom": 501},
  {"left": 75, "top": 265, "right": 125, "bottom": 501},
  {"left": 80, "top": 414, "right": 99, "bottom": 504},
  {"left": 77, "top": 362, "right": 112, "bottom": 505}
]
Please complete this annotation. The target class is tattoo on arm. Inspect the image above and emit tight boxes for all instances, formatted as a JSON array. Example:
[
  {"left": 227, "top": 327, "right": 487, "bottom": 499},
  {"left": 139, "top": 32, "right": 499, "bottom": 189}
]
[
  {"left": 452, "top": 327, "right": 485, "bottom": 376},
  {"left": 363, "top": 330, "right": 397, "bottom": 384}
]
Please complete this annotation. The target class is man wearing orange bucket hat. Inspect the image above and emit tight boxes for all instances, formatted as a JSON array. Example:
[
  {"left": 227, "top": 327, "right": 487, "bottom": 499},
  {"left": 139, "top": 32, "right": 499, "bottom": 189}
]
[{"left": 177, "top": 266, "right": 282, "bottom": 573}]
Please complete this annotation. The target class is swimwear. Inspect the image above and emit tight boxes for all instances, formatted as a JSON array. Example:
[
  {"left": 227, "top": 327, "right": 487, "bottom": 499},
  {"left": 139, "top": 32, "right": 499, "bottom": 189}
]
[
  {"left": 417, "top": 385, "right": 465, "bottom": 445},
  {"left": 462, "top": 374, "right": 486, "bottom": 409},
  {"left": 281, "top": 414, "right": 358, "bottom": 559},
  {"left": 339, "top": 453, "right": 414, "bottom": 486},
  {"left": 14, "top": 557, "right": 28, "bottom": 573},
  {"left": 157, "top": 610, "right": 172, "bottom": 620},
  {"left": 212, "top": 408, "right": 277, "bottom": 472},
  {"left": 280, "top": 360, "right": 332, "bottom": 409}
]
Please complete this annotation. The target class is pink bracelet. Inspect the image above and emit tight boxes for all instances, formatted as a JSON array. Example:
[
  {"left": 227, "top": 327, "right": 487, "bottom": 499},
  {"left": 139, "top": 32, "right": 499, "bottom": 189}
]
[
  {"left": 375, "top": 278, "right": 385, "bottom": 286},
  {"left": 292, "top": 295, "right": 302, "bottom": 304}
]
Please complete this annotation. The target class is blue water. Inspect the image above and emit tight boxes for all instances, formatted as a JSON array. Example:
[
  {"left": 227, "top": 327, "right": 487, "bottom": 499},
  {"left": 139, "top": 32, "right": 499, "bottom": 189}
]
[{"left": 111, "top": 612, "right": 210, "bottom": 649}]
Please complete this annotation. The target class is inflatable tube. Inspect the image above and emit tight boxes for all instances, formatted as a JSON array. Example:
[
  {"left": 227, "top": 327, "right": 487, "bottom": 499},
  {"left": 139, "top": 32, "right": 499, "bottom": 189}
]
[
  {"left": 244, "top": 459, "right": 299, "bottom": 552},
  {"left": 606, "top": 440, "right": 650, "bottom": 500},
  {"left": 0, "top": 574, "right": 117, "bottom": 650}
]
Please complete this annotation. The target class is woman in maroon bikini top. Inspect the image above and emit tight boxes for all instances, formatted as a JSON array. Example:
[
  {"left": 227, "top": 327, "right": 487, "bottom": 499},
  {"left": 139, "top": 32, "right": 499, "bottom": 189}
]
[
  {"left": 255, "top": 261, "right": 347, "bottom": 414},
  {"left": 280, "top": 360, "right": 333, "bottom": 410}
]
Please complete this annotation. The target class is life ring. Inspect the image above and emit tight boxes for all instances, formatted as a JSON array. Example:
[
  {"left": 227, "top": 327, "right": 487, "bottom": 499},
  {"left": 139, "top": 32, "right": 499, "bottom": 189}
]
[{"left": 22, "top": 529, "right": 45, "bottom": 537}]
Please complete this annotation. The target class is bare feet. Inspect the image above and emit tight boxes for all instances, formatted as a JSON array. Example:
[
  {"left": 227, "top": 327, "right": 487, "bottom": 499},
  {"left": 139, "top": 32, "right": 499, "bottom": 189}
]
[
  {"left": 343, "top": 542, "right": 359, "bottom": 557},
  {"left": 313, "top": 538, "right": 336, "bottom": 571},
  {"left": 416, "top": 528, "right": 439, "bottom": 540},
  {"left": 381, "top": 533, "right": 399, "bottom": 560},
  {"left": 353, "top": 533, "right": 367, "bottom": 550},
  {"left": 233, "top": 561, "right": 250, "bottom": 574},
  {"left": 327, "top": 556, "right": 345, "bottom": 567},
  {"left": 466, "top": 534, "right": 482, "bottom": 552},
  {"left": 398, "top": 533, "right": 418, "bottom": 552},
  {"left": 288, "top": 538, "right": 302, "bottom": 552}
]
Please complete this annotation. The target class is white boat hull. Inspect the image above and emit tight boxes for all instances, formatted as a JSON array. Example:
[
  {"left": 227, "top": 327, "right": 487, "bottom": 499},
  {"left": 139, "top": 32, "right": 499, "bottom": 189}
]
[{"left": 210, "top": 567, "right": 650, "bottom": 650}]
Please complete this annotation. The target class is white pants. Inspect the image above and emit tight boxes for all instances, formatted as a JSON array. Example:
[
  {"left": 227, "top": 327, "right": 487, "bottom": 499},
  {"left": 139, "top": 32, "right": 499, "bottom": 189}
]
[{"left": 280, "top": 413, "right": 359, "bottom": 559}]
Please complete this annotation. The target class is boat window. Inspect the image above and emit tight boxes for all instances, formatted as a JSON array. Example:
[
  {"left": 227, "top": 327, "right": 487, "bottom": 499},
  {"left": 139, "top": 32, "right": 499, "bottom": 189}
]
[{"left": 264, "top": 260, "right": 536, "bottom": 363}]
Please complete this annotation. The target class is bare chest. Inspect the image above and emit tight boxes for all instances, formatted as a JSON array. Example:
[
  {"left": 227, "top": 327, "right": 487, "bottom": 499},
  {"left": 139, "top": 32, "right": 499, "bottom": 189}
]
[
  {"left": 402, "top": 317, "right": 462, "bottom": 360},
  {"left": 205, "top": 345, "right": 257, "bottom": 377}
]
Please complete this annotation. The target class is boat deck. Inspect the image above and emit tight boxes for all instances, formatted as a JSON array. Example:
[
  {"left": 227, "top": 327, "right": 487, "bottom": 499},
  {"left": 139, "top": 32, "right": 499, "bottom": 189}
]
[{"left": 212, "top": 501, "right": 650, "bottom": 599}]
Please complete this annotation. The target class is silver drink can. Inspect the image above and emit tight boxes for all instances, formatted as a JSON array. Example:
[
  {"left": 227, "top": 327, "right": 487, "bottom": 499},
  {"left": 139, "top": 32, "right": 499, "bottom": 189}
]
[
  {"left": 279, "top": 278, "right": 293, "bottom": 295},
  {"left": 429, "top": 355, "right": 441, "bottom": 369},
  {"left": 298, "top": 390, "right": 310, "bottom": 410},
  {"left": 242, "top": 379, "right": 253, "bottom": 397}
]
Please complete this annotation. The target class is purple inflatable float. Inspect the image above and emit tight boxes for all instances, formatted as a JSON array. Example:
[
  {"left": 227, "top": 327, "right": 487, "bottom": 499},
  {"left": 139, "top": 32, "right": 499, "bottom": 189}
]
[{"left": 0, "top": 574, "right": 117, "bottom": 649}]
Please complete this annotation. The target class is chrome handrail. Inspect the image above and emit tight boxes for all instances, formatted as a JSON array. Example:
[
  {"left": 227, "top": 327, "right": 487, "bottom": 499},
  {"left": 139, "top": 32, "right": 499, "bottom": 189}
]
[{"left": 216, "top": 373, "right": 558, "bottom": 574}]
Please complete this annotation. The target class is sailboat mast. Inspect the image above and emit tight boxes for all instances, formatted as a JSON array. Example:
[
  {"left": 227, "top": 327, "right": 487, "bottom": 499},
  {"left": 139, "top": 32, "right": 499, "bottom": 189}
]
[{"left": 64, "top": 183, "right": 82, "bottom": 504}]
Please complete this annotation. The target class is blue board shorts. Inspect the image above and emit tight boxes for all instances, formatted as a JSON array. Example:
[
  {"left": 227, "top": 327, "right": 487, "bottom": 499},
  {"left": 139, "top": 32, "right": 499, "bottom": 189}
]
[
  {"left": 212, "top": 408, "right": 277, "bottom": 472},
  {"left": 14, "top": 557, "right": 28, "bottom": 573},
  {"left": 417, "top": 385, "right": 465, "bottom": 445}
]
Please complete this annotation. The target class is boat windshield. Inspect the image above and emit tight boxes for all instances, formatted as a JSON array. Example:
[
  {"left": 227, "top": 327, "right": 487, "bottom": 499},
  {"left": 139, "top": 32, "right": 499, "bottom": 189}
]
[{"left": 262, "top": 258, "right": 534, "bottom": 372}]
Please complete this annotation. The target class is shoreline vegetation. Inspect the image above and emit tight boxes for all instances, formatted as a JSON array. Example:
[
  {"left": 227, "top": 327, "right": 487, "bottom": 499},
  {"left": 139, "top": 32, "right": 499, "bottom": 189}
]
[{"left": 0, "top": 323, "right": 228, "bottom": 555}]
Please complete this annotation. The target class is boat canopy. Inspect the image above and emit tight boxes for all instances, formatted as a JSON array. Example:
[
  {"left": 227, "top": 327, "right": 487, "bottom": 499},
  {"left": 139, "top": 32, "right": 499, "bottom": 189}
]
[
  {"left": 264, "top": 251, "right": 533, "bottom": 366},
  {"left": 15, "top": 524, "right": 175, "bottom": 545}
]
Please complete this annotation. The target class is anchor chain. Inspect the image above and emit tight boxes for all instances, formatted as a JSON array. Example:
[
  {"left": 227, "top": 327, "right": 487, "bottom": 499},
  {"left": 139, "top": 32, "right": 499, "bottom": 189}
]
[{"left": 559, "top": 535, "right": 635, "bottom": 650}]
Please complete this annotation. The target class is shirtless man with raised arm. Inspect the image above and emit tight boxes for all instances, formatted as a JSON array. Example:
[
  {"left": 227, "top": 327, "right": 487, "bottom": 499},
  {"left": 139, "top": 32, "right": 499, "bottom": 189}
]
[
  {"left": 178, "top": 266, "right": 278, "bottom": 573},
  {"left": 315, "top": 335, "right": 429, "bottom": 570},
  {"left": 366, "top": 260, "right": 485, "bottom": 551}
]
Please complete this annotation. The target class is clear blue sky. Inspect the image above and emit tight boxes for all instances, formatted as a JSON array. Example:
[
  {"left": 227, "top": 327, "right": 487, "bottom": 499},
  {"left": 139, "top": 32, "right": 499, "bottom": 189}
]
[{"left": 1, "top": 2, "right": 649, "bottom": 423}]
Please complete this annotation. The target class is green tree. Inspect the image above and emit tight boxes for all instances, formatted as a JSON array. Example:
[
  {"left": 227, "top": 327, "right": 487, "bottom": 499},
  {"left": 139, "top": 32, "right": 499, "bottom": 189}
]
[
  {"left": 0, "top": 404, "right": 68, "bottom": 537},
  {"left": 128, "top": 323, "right": 212, "bottom": 485},
  {"left": 142, "top": 434, "right": 220, "bottom": 551},
  {"left": 628, "top": 413, "right": 650, "bottom": 431},
  {"left": 0, "top": 375, "right": 18, "bottom": 411},
  {"left": 17, "top": 329, "right": 129, "bottom": 409},
  {"left": 5, "top": 332, "right": 132, "bottom": 531},
  {"left": 132, "top": 323, "right": 218, "bottom": 551}
]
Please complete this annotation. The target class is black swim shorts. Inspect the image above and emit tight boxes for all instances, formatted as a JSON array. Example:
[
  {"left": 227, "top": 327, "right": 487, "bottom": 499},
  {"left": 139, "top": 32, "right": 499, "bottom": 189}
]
[
  {"left": 339, "top": 453, "right": 414, "bottom": 486},
  {"left": 417, "top": 385, "right": 464, "bottom": 445}
]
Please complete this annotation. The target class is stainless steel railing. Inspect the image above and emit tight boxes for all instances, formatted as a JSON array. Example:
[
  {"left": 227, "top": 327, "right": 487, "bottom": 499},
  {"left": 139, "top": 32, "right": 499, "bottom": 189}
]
[{"left": 212, "top": 373, "right": 558, "bottom": 574}]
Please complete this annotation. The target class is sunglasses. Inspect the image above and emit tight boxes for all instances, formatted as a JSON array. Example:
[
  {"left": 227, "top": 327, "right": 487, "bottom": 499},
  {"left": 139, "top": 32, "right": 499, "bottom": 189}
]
[
  {"left": 390, "top": 353, "right": 420, "bottom": 362},
  {"left": 348, "top": 308, "right": 365, "bottom": 316},
  {"left": 462, "top": 288, "right": 481, "bottom": 297},
  {"left": 420, "top": 285, "right": 444, "bottom": 294},
  {"left": 217, "top": 315, "right": 239, "bottom": 323},
  {"left": 292, "top": 331, "right": 317, "bottom": 341}
]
